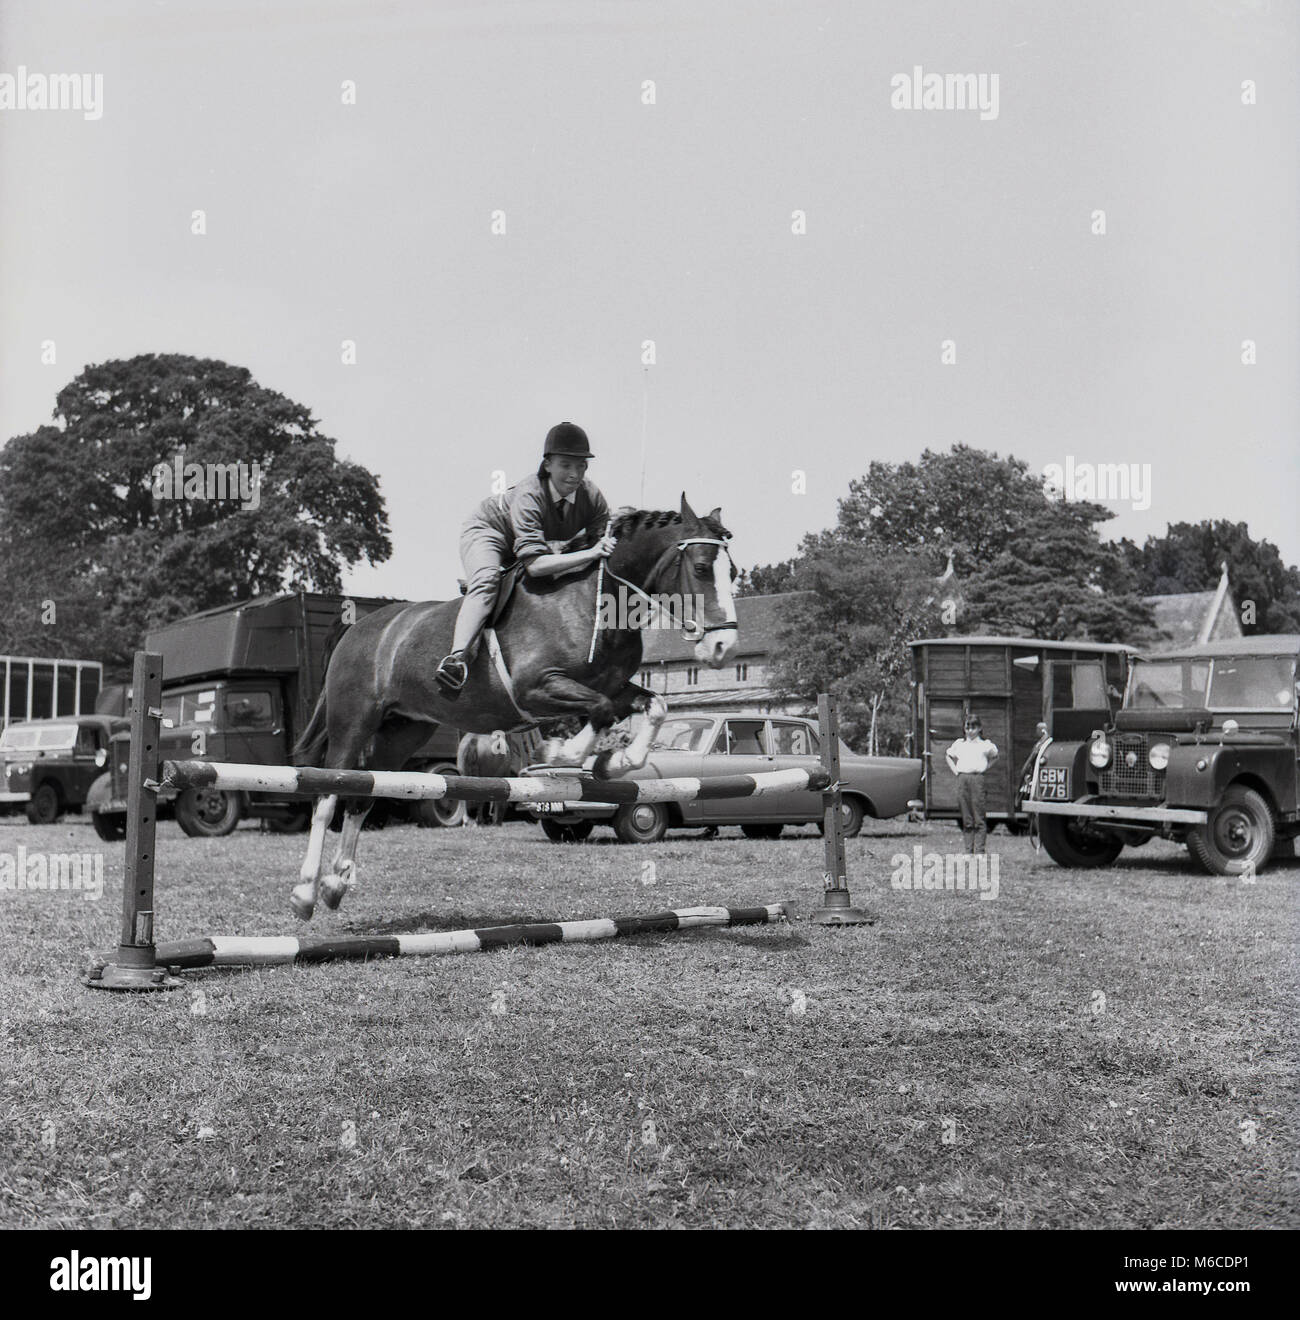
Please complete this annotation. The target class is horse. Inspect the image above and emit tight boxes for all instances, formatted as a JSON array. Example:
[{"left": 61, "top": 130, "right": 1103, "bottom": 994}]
[{"left": 289, "top": 495, "right": 738, "bottom": 918}]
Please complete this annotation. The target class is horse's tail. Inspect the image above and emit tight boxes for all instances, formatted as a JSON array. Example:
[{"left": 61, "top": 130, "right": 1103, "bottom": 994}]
[{"left": 293, "top": 689, "right": 329, "bottom": 766}]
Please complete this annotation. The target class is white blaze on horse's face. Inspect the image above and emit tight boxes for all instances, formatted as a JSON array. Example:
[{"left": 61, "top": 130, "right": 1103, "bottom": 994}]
[{"left": 696, "top": 549, "right": 738, "bottom": 667}]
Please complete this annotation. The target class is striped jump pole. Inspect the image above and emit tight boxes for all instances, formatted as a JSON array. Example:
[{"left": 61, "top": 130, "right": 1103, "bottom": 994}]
[
  {"left": 159, "top": 760, "right": 831, "bottom": 805},
  {"left": 154, "top": 904, "right": 787, "bottom": 970}
]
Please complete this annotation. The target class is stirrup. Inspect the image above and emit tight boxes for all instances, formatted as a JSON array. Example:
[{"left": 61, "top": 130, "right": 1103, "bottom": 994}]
[{"left": 435, "top": 652, "right": 468, "bottom": 691}]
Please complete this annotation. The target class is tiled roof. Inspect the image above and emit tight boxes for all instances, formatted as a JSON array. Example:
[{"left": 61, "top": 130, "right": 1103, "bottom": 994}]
[{"left": 641, "top": 592, "right": 810, "bottom": 663}]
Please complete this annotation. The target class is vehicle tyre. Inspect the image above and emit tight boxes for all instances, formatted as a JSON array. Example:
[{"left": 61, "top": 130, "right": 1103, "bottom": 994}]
[
  {"left": 1187, "top": 785, "right": 1275, "bottom": 877},
  {"left": 175, "top": 787, "right": 242, "bottom": 837},
  {"left": 816, "top": 796, "right": 866, "bottom": 839},
  {"left": 741, "top": 823, "right": 783, "bottom": 840},
  {"left": 1038, "top": 814, "right": 1124, "bottom": 868},
  {"left": 612, "top": 802, "right": 669, "bottom": 844},
  {"left": 415, "top": 797, "right": 468, "bottom": 829},
  {"left": 92, "top": 811, "right": 127, "bottom": 842},
  {"left": 264, "top": 806, "right": 312, "bottom": 834},
  {"left": 414, "top": 764, "right": 468, "bottom": 828},
  {"left": 541, "top": 818, "right": 594, "bottom": 843},
  {"left": 25, "top": 782, "right": 61, "bottom": 825}
]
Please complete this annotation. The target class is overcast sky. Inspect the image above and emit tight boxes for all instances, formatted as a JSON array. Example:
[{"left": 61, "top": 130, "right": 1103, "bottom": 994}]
[{"left": 2, "top": 0, "right": 1296, "bottom": 602}]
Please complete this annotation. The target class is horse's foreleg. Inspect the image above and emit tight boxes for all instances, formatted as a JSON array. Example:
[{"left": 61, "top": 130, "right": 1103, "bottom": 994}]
[
  {"left": 292, "top": 794, "right": 339, "bottom": 920},
  {"left": 595, "top": 689, "right": 668, "bottom": 776},
  {"left": 520, "top": 676, "right": 618, "bottom": 767},
  {"left": 320, "top": 800, "right": 374, "bottom": 911}
]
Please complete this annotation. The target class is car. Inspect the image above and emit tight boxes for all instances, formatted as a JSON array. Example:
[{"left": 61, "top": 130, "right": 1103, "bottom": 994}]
[
  {"left": 0, "top": 714, "right": 128, "bottom": 825},
  {"left": 523, "top": 710, "right": 922, "bottom": 843},
  {"left": 1022, "top": 634, "right": 1300, "bottom": 875}
]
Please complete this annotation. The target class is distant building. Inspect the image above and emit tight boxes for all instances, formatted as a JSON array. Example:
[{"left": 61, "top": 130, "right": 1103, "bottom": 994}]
[
  {"left": 638, "top": 593, "right": 811, "bottom": 715},
  {"left": 1140, "top": 563, "right": 1242, "bottom": 649}
]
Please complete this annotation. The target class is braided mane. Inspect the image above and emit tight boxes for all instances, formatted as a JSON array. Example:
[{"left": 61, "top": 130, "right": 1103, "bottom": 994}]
[{"left": 610, "top": 508, "right": 730, "bottom": 540}]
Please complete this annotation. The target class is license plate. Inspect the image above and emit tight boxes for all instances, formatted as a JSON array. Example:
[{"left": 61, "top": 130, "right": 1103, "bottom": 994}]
[
  {"left": 1036, "top": 767, "right": 1070, "bottom": 801},
  {"left": 532, "top": 802, "right": 565, "bottom": 814}
]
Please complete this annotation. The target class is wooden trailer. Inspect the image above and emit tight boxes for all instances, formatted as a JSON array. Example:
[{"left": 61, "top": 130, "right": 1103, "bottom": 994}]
[{"left": 909, "top": 636, "right": 1134, "bottom": 825}]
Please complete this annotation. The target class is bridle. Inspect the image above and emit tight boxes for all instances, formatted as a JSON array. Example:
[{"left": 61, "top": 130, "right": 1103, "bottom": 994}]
[{"left": 602, "top": 535, "right": 737, "bottom": 641}]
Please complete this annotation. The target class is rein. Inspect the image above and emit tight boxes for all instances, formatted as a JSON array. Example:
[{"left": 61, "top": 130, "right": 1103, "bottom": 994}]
[{"left": 590, "top": 535, "right": 735, "bottom": 656}]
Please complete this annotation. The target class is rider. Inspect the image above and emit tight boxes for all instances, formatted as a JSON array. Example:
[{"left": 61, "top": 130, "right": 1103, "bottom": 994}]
[{"left": 434, "top": 422, "right": 618, "bottom": 691}]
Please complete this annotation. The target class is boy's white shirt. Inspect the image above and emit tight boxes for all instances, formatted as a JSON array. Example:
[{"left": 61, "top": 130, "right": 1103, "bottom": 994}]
[{"left": 946, "top": 736, "right": 998, "bottom": 774}]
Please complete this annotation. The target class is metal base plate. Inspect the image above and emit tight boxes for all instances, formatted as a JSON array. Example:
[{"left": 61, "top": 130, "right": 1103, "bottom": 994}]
[
  {"left": 84, "top": 958, "right": 184, "bottom": 992},
  {"left": 809, "top": 906, "right": 875, "bottom": 926}
]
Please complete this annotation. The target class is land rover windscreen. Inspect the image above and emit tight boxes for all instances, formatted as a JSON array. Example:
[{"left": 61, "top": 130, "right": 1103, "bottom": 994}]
[{"left": 1125, "top": 654, "right": 1297, "bottom": 714}]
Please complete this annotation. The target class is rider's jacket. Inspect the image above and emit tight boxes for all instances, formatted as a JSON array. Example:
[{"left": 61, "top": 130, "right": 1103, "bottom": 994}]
[{"left": 463, "top": 473, "right": 610, "bottom": 562}]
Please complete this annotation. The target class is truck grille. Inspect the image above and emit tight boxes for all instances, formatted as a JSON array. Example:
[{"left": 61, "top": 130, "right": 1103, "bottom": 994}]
[{"left": 1097, "top": 733, "right": 1163, "bottom": 799}]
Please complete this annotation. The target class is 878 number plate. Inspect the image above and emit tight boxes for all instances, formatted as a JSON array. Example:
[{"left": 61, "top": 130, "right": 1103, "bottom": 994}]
[{"left": 1036, "top": 767, "right": 1070, "bottom": 801}]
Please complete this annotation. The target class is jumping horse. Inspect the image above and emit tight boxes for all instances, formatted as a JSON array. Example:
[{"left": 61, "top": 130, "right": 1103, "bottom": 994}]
[{"left": 290, "top": 496, "right": 738, "bottom": 918}]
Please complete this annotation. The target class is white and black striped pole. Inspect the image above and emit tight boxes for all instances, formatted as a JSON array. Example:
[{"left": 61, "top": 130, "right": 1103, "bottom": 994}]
[{"left": 809, "top": 692, "right": 873, "bottom": 925}]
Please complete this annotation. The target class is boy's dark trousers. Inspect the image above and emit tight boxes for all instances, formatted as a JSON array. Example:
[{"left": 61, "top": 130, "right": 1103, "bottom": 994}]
[{"left": 956, "top": 772, "right": 988, "bottom": 853}]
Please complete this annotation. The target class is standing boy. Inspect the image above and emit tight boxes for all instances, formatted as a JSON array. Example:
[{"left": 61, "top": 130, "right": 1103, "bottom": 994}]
[{"left": 945, "top": 715, "right": 999, "bottom": 853}]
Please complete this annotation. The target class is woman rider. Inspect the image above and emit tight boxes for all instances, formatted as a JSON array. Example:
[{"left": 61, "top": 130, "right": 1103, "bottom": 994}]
[{"left": 434, "top": 422, "right": 618, "bottom": 691}]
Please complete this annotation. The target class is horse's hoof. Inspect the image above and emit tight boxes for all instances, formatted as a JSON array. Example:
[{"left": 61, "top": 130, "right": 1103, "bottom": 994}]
[
  {"left": 320, "top": 868, "right": 353, "bottom": 911},
  {"left": 290, "top": 886, "right": 316, "bottom": 921}
]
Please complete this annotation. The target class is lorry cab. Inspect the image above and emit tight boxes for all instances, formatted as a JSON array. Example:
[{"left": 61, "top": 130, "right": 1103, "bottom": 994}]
[{"left": 158, "top": 681, "right": 287, "bottom": 768}]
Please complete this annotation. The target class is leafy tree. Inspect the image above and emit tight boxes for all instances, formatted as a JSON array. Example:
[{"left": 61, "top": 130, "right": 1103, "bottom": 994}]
[
  {"left": 0, "top": 355, "right": 391, "bottom": 669},
  {"left": 762, "top": 446, "right": 1153, "bottom": 749},
  {"left": 734, "top": 559, "right": 797, "bottom": 596},
  {"left": 1119, "top": 521, "right": 1300, "bottom": 634},
  {"left": 765, "top": 547, "right": 944, "bottom": 753}
]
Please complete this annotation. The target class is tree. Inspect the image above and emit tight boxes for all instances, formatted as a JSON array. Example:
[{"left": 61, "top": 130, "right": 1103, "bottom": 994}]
[
  {"left": 734, "top": 559, "right": 797, "bottom": 596},
  {"left": 1119, "top": 521, "right": 1300, "bottom": 634},
  {"left": 761, "top": 446, "right": 1153, "bottom": 748},
  {"left": 765, "top": 546, "right": 944, "bottom": 753},
  {"left": 0, "top": 355, "right": 391, "bottom": 669}
]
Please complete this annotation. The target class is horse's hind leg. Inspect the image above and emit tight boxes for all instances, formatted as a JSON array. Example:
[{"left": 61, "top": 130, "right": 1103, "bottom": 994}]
[
  {"left": 291, "top": 793, "right": 339, "bottom": 920},
  {"left": 319, "top": 718, "right": 438, "bottom": 912}
]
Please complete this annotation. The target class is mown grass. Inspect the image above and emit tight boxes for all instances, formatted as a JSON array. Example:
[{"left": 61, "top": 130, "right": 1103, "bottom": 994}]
[{"left": 0, "top": 813, "right": 1295, "bottom": 1228}]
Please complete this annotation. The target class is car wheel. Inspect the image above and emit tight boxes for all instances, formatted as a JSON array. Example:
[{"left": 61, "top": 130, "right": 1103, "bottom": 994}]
[
  {"left": 92, "top": 811, "right": 127, "bottom": 841},
  {"left": 613, "top": 802, "right": 669, "bottom": 844},
  {"left": 1038, "top": 814, "right": 1124, "bottom": 868},
  {"left": 541, "top": 819, "right": 594, "bottom": 843},
  {"left": 25, "top": 783, "right": 61, "bottom": 825},
  {"left": 175, "top": 787, "right": 242, "bottom": 837},
  {"left": 816, "top": 797, "right": 866, "bottom": 839},
  {"left": 415, "top": 765, "right": 468, "bottom": 828},
  {"left": 1187, "top": 786, "right": 1275, "bottom": 876},
  {"left": 741, "top": 823, "right": 783, "bottom": 840}
]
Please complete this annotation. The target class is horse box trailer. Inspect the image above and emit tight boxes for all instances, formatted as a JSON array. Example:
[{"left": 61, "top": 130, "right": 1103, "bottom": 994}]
[
  {"left": 910, "top": 636, "right": 1135, "bottom": 827},
  {"left": 89, "top": 592, "right": 479, "bottom": 838}
]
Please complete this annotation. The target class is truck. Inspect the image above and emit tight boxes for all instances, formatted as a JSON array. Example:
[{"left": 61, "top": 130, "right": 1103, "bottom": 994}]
[
  {"left": 87, "top": 592, "right": 499, "bottom": 840},
  {"left": 0, "top": 655, "right": 106, "bottom": 818},
  {"left": 1021, "top": 634, "right": 1300, "bottom": 874},
  {"left": 909, "top": 636, "right": 1135, "bottom": 830}
]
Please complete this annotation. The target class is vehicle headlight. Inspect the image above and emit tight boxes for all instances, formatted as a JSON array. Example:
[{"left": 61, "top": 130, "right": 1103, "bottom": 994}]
[
  {"left": 1088, "top": 735, "right": 1111, "bottom": 769},
  {"left": 1148, "top": 742, "right": 1170, "bottom": 771}
]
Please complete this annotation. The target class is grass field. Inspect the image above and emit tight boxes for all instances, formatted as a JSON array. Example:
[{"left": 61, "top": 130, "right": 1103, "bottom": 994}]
[{"left": 1, "top": 812, "right": 1296, "bottom": 1229}]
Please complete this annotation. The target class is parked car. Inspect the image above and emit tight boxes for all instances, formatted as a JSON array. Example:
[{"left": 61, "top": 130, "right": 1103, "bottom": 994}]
[
  {"left": 523, "top": 710, "right": 922, "bottom": 842},
  {"left": 0, "top": 714, "right": 128, "bottom": 825},
  {"left": 1022, "top": 634, "right": 1300, "bottom": 874}
]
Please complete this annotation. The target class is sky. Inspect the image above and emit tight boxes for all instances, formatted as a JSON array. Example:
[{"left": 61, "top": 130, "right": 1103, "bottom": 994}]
[{"left": 1, "top": 0, "right": 1297, "bottom": 603}]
